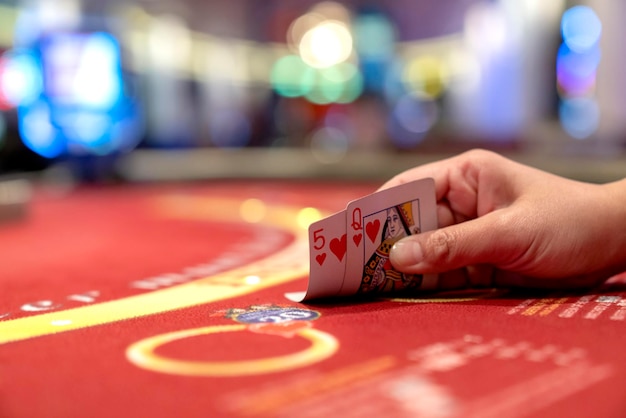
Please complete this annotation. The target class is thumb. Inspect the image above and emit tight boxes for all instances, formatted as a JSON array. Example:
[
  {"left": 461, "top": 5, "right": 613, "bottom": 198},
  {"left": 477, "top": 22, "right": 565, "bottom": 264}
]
[{"left": 390, "top": 212, "right": 519, "bottom": 274}]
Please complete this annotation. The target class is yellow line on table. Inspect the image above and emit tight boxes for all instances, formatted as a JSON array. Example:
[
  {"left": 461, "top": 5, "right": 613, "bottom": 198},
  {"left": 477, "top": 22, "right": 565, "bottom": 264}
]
[{"left": 0, "top": 195, "right": 321, "bottom": 345}]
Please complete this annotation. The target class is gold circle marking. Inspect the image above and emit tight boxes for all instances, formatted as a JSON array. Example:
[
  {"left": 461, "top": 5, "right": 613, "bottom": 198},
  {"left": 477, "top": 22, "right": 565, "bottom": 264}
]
[{"left": 126, "top": 324, "right": 339, "bottom": 377}]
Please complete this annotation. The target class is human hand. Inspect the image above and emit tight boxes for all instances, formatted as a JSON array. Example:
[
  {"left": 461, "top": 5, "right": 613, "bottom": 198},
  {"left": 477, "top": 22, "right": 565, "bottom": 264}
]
[{"left": 381, "top": 149, "right": 626, "bottom": 290}]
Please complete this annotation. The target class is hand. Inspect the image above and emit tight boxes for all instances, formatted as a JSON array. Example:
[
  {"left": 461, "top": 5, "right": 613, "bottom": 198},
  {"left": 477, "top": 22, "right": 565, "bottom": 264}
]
[{"left": 381, "top": 149, "right": 626, "bottom": 290}]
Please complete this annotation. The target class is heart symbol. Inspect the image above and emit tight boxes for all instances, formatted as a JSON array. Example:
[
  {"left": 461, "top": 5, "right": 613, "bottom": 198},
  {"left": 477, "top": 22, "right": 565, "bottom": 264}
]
[
  {"left": 248, "top": 321, "right": 312, "bottom": 338},
  {"left": 315, "top": 253, "right": 327, "bottom": 266},
  {"left": 329, "top": 234, "right": 346, "bottom": 262},
  {"left": 366, "top": 219, "right": 381, "bottom": 243},
  {"left": 353, "top": 233, "right": 362, "bottom": 247}
]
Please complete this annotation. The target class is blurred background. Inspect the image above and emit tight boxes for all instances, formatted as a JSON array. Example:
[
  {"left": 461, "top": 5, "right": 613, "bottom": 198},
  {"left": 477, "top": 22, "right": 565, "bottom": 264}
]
[{"left": 0, "top": 0, "right": 624, "bottom": 183}]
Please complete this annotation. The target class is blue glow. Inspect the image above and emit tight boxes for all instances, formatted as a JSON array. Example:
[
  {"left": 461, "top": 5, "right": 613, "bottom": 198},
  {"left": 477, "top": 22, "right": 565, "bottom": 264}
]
[
  {"left": 394, "top": 95, "right": 438, "bottom": 134},
  {"left": 16, "top": 32, "right": 144, "bottom": 158},
  {"left": 387, "top": 96, "right": 439, "bottom": 148},
  {"left": 41, "top": 32, "right": 123, "bottom": 109},
  {"left": 383, "top": 59, "right": 408, "bottom": 105},
  {"left": 556, "top": 43, "right": 600, "bottom": 95},
  {"left": 58, "top": 109, "right": 113, "bottom": 151},
  {"left": 561, "top": 6, "right": 602, "bottom": 53},
  {"left": 1, "top": 50, "right": 43, "bottom": 107},
  {"left": 353, "top": 14, "right": 396, "bottom": 60},
  {"left": 557, "top": 43, "right": 600, "bottom": 78},
  {"left": 559, "top": 98, "right": 599, "bottom": 139},
  {"left": 18, "top": 101, "right": 64, "bottom": 158}
]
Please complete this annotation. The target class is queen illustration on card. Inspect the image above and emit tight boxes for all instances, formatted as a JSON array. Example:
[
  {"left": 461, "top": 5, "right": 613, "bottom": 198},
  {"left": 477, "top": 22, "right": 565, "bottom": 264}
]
[{"left": 359, "top": 200, "right": 422, "bottom": 294}]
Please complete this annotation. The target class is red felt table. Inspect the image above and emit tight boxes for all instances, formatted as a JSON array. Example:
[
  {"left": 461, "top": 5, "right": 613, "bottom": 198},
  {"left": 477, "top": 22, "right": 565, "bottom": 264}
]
[{"left": 1, "top": 180, "right": 625, "bottom": 418}]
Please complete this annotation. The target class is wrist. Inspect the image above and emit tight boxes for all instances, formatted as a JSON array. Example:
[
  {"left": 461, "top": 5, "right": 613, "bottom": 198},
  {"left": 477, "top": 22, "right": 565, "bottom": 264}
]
[{"left": 600, "top": 179, "right": 626, "bottom": 273}]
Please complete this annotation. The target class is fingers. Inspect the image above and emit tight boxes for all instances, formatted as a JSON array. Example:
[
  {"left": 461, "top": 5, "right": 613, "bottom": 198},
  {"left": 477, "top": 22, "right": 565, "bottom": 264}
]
[{"left": 389, "top": 210, "right": 522, "bottom": 274}]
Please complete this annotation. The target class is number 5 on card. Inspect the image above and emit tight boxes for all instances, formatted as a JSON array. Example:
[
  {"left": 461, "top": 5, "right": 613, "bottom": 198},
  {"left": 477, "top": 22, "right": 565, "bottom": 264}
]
[{"left": 286, "top": 210, "right": 347, "bottom": 302}]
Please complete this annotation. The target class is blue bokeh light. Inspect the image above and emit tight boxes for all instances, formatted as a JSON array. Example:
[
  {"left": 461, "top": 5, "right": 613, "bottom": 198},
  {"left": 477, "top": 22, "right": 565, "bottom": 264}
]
[
  {"left": 18, "top": 100, "right": 65, "bottom": 158},
  {"left": 559, "top": 98, "right": 600, "bottom": 139},
  {"left": 1, "top": 50, "right": 42, "bottom": 107},
  {"left": 558, "top": 6, "right": 602, "bottom": 140},
  {"left": 556, "top": 43, "right": 600, "bottom": 96},
  {"left": 387, "top": 95, "right": 439, "bottom": 148},
  {"left": 15, "top": 32, "right": 144, "bottom": 158},
  {"left": 561, "top": 6, "right": 602, "bottom": 53}
]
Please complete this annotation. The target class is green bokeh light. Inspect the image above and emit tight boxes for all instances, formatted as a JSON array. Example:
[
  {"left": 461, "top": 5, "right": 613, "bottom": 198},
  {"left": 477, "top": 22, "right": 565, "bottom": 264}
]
[
  {"left": 270, "top": 55, "right": 315, "bottom": 98},
  {"left": 272, "top": 56, "right": 363, "bottom": 104},
  {"left": 306, "top": 62, "right": 363, "bottom": 104}
]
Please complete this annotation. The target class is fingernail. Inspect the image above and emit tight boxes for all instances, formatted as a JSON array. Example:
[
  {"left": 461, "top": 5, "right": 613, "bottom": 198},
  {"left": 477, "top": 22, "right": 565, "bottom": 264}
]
[{"left": 390, "top": 239, "right": 423, "bottom": 267}]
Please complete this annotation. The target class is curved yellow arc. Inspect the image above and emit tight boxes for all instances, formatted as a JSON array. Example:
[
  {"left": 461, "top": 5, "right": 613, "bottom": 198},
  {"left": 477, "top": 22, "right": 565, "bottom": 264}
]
[
  {"left": 126, "top": 324, "right": 339, "bottom": 377},
  {"left": 0, "top": 196, "right": 321, "bottom": 345}
]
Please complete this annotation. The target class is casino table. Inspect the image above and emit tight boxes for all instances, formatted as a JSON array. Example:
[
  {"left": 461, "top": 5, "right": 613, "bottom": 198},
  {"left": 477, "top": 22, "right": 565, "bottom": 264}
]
[{"left": 1, "top": 179, "right": 625, "bottom": 418}]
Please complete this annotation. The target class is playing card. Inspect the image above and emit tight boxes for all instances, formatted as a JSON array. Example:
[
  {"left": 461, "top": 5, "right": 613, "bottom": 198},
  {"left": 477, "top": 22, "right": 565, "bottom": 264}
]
[
  {"left": 339, "top": 178, "right": 437, "bottom": 296},
  {"left": 285, "top": 210, "right": 347, "bottom": 302}
]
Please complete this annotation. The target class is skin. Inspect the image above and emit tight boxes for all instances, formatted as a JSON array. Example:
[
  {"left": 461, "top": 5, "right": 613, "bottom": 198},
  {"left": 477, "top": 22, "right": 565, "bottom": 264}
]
[{"left": 380, "top": 149, "right": 626, "bottom": 290}]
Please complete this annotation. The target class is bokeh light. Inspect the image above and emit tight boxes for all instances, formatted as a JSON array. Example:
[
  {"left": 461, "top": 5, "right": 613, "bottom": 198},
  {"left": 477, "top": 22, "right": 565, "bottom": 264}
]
[
  {"left": 0, "top": 0, "right": 618, "bottom": 176},
  {"left": 403, "top": 55, "right": 448, "bottom": 99},
  {"left": 556, "top": 43, "right": 600, "bottom": 97},
  {"left": 299, "top": 20, "right": 353, "bottom": 69},
  {"left": 559, "top": 98, "right": 599, "bottom": 139},
  {"left": 147, "top": 14, "right": 192, "bottom": 73},
  {"left": 561, "top": 6, "right": 602, "bottom": 53},
  {"left": 307, "top": 62, "right": 363, "bottom": 104},
  {"left": 0, "top": 56, "right": 10, "bottom": 110},
  {"left": 287, "top": 12, "right": 325, "bottom": 54},
  {"left": 296, "top": 207, "right": 323, "bottom": 229},
  {"left": 309, "top": 126, "right": 350, "bottom": 164},
  {"left": 0, "top": 50, "right": 42, "bottom": 107},
  {"left": 383, "top": 59, "right": 408, "bottom": 104},
  {"left": 7, "top": 30, "right": 144, "bottom": 158},
  {"left": 287, "top": 2, "right": 354, "bottom": 70},
  {"left": 244, "top": 275, "right": 261, "bottom": 285},
  {"left": 557, "top": 5, "right": 602, "bottom": 140},
  {"left": 34, "top": 0, "right": 81, "bottom": 32},
  {"left": 272, "top": 55, "right": 363, "bottom": 105},
  {"left": 18, "top": 101, "right": 64, "bottom": 158},
  {"left": 388, "top": 95, "right": 439, "bottom": 148},
  {"left": 240, "top": 198, "right": 267, "bottom": 223},
  {"left": 64, "top": 111, "right": 113, "bottom": 152},
  {"left": 353, "top": 14, "right": 396, "bottom": 60},
  {"left": 394, "top": 95, "right": 439, "bottom": 134},
  {"left": 446, "top": 50, "right": 481, "bottom": 93},
  {"left": 464, "top": 3, "right": 509, "bottom": 54},
  {"left": 270, "top": 54, "right": 315, "bottom": 98},
  {"left": 44, "top": 33, "right": 122, "bottom": 109}
]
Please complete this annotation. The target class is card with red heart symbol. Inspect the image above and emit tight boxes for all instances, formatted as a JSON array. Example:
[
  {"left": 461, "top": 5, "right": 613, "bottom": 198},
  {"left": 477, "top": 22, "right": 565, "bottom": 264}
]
[
  {"left": 286, "top": 210, "right": 347, "bottom": 302},
  {"left": 340, "top": 178, "right": 437, "bottom": 296}
]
